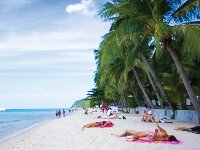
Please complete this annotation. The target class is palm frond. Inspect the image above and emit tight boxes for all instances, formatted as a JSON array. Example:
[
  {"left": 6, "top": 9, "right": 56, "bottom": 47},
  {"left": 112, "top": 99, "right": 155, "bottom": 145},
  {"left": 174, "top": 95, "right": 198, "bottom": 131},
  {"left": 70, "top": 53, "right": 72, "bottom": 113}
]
[
  {"left": 170, "top": 0, "right": 200, "bottom": 23},
  {"left": 173, "top": 24, "right": 200, "bottom": 58}
]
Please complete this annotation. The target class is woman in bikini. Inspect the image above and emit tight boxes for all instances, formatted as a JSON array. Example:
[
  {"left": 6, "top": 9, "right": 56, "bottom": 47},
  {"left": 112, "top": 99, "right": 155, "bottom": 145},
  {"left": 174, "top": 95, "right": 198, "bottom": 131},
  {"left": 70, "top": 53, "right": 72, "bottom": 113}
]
[
  {"left": 82, "top": 121, "right": 113, "bottom": 130},
  {"left": 111, "top": 123, "right": 177, "bottom": 142}
]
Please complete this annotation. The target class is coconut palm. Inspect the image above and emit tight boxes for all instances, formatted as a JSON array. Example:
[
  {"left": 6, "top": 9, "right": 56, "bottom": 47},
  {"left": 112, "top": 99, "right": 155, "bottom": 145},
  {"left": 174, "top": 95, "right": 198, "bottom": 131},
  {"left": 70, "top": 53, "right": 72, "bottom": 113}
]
[
  {"left": 96, "top": 30, "right": 156, "bottom": 108},
  {"left": 99, "top": 0, "right": 200, "bottom": 123}
]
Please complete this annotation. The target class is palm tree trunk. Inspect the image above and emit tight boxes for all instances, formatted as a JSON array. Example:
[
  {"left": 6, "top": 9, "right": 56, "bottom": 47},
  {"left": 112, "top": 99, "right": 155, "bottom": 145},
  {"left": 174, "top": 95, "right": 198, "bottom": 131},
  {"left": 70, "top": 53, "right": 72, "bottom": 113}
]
[
  {"left": 164, "top": 40, "right": 200, "bottom": 124},
  {"left": 141, "top": 54, "right": 172, "bottom": 108},
  {"left": 112, "top": 95, "right": 117, "bottom": 105},
  {"left": 132, "top": 68, "right": 155, "bottom": 108},
  {"left": 118, "top": 94, "right": 124, "bottom": 108},
  {"left": 131, "top": 85, "right": 141, "bottom": 106},
  {"left": 146, "top": 72, "right": 162, "bottom": 106},
  {"left": 120, "top": 94, "right": 129, "bottom": 112}
]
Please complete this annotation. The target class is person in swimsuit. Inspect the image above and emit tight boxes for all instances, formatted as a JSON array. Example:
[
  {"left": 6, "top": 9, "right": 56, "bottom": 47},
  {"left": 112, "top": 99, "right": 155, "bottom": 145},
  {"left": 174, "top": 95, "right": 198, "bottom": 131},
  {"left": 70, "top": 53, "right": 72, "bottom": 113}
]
[
  {"left": 175, "top": 126, "right": 200, "bottom": 134},
  {"left": 98, "top": 112, "right": 120, "bottom": 119},
  {"left": 146, "top": 111, "right": 155, "bottom": 122},
  {"left": 111, "top": 123, "right": 178, "bottom": 142},
  {"left": 141, "top": 110, "right": 148, "bottom": 121},
  {"left": 82, "top": 121, "right": 113, "bottom": 130}
]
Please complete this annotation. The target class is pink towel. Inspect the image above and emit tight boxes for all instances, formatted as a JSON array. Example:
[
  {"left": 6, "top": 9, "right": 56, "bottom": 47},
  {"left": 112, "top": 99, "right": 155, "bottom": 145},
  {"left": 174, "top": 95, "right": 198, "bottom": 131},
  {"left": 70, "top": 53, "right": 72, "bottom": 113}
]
[{"left": 126, "top": 138, "right": 181, "bottom": 144}]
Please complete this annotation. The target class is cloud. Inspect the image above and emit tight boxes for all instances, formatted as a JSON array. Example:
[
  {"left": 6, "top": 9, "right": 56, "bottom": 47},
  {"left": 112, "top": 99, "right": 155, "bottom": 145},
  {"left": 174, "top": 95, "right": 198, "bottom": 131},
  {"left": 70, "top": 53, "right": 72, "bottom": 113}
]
[
  {"left": 0, "top": 72, "right": 95, "bottom": 77},
  {"left": 0, "top": 49, "right": 96, "bottom": 72},
  {"left": 0, "top": 18, "right": 109, "bottom": 51},
  {"left": 0, "top": 30, "right": 98, "bottom": 51},
  {"left": 0, "top": 0, "right": 37, "bottom": 11},
  {"left": 0, "top": 0, "right": 111, "bottom": 52},
  {"left": 66, "top": 0, "right": 96, "bottom": 16},
  {"left": 0, "top": 0, "right": 36, "bottom": 6},
  {"left": 0, "top": 0, "right": 109, "bottom": 109}
]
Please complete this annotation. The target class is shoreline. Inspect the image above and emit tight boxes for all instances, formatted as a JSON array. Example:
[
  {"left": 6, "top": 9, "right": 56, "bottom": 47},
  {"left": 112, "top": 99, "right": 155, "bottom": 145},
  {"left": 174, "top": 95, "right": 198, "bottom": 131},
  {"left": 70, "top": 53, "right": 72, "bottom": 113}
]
[
  {"left": 0, "top": 119, "right": 54, "bottom": 144},
  {"left": 0, "top": 108, "right": 77, "bottom": 144},
  {"left": 0, "top": 122, "right": 40, "bottom": 143},
  {"left": 0, "top": 108, "right": 78, "bottom": 143},
  {"left": 0, "top": 120, "right": 56, "bottom": 150},
  {"left": 0, "top": 110, "right": 200, "bottom": 150}
]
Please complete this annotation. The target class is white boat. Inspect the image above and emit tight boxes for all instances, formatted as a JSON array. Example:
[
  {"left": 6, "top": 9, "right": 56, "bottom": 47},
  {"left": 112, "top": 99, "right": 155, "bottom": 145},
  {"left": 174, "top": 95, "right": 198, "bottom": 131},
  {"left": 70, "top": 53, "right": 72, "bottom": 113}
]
[{"left": 0, "top": 107, "right": 6, "bottom": 112}]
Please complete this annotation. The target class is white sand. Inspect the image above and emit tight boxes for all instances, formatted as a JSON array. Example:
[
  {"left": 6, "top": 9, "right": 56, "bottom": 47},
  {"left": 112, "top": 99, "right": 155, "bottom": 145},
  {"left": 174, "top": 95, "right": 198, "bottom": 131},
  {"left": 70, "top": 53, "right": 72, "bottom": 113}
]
[{"left": 0, "top": 110, "right": 200, "bottom": 150}]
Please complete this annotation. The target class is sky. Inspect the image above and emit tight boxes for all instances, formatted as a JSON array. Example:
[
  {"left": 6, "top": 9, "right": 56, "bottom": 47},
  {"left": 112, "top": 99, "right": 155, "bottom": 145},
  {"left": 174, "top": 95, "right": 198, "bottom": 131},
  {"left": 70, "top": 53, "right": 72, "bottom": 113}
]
[{"left": 0, "top": 0, "right": 111, "bottom": 109}]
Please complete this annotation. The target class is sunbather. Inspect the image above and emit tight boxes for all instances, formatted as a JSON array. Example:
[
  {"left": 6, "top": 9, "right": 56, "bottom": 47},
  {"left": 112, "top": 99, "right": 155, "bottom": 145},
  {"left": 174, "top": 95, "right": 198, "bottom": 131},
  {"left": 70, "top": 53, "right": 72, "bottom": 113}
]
[
  {"left": 98, "top": 114, "right": 126, "bottom": 119},
  {"left": 141, "top": 110, "right": 148, "bottom": 121},
  {"left": 82, "top": 121, "right": 114, "bottom": 130},
  {"left": 175, "top": 126, "right": 200, "bottom": 134},
  {"left": 98, "top": 114, "right": 119, "bottom": 119},
  {"left": 111, "top": 123, "right": 178, "bottom": 142},
  {"left": 158, "top": 118, "right": 172, "bottom": 123},
  {"left": 141, "top": 110, "right": 155, "bottom": 122}
]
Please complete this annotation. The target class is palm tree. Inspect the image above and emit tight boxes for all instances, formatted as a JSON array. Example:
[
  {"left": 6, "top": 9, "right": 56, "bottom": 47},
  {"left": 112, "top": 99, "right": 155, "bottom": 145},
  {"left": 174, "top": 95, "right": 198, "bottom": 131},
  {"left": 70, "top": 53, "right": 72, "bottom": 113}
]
[
  {"left": 153, "top": 0, "right": 200, "bottom": 123},
  {"left": 97, "top": 31, "right": 156, "bottom": 108},
  {"left": 132, "top": 67, "right": 155, "bottom": 108},
  {"left": 99, "top": 0, "right": 200, "bottom": 123}
]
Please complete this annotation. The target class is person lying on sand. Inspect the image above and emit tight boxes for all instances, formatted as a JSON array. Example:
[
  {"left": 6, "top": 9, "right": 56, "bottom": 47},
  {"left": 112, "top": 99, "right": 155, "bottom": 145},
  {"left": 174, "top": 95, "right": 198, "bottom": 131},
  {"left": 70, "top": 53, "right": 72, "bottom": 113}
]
[
  {"left": 158, "top": 118, "right": 172, "bottom": 123},
  {"left": 82, "top": 121, "right": 114, "bottom": 130},
  {"left": 98, "top": 115, "right": 126, "bottom": 119},
  {"left": 111, "top": 122, "right": 178, "bottom": 142},
  {"left": 175, "top": 126, "right": 200, "bottom": 134},
  {"left": 97, "top": 112, "right": 126, "bottom": 119},
  {"left": 98, "top": 114, "right": 119, "bottom": 119}
]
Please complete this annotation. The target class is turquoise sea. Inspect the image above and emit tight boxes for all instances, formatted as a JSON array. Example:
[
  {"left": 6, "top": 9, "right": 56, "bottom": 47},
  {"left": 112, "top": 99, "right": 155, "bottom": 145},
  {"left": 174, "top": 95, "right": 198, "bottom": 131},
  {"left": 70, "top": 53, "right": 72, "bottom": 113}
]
[{"left": 0, "top": 108, "right": 73, "bottom": 143}]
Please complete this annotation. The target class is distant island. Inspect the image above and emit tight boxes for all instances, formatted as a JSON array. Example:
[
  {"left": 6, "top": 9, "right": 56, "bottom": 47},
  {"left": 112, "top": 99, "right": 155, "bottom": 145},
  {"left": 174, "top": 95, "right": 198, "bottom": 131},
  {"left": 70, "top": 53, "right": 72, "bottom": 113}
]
[{"left": 71, "top": 98, "right": 100, "bottom": 108}]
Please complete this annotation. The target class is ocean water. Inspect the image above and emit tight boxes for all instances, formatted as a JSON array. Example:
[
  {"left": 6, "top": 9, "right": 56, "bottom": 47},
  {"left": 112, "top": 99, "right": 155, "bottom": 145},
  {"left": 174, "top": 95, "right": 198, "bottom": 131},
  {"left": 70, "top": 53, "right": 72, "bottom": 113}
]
[{"left": 0, "top": 108, "right": 72, "bottom": 143}]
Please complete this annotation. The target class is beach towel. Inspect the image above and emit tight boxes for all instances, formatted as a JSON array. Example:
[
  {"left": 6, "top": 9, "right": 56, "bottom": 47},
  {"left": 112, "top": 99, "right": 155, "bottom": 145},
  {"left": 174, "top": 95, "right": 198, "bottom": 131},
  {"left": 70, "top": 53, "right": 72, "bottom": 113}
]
[
  {"left": 103, "top": 122, "right": 114, "bottom": 127},
  {"left": 126, "top": 138, "right": 181, "bottom": 144}
]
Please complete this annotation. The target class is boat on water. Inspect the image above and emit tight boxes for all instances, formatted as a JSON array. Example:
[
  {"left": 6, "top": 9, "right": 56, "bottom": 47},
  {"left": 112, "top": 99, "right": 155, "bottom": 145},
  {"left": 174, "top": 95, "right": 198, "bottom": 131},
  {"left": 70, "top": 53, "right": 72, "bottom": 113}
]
[{"left": 0, "top": 107, "right": 6, "bottom": 112}]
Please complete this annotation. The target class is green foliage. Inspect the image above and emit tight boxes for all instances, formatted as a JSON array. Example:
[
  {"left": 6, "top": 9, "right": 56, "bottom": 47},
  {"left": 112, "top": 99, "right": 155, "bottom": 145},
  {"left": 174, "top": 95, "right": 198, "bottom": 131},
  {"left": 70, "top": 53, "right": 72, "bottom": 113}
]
[
  {"left": 90, "top": 100, "right": 101, "bottom": 108},
  {"left": 71, "top": 99, "right": 101, "bottom": 108},
  {"left": 126, "top": 96, "right": 138, "bottom": 108},
  {"left": 71, "top": 99, "right": 91, "bottom": 108},
  {"left": 91, "top": 0, "right": 200, "bottom": 112},
  {"left": 84, "top": 100, "right": 91, "bottom": 108}
]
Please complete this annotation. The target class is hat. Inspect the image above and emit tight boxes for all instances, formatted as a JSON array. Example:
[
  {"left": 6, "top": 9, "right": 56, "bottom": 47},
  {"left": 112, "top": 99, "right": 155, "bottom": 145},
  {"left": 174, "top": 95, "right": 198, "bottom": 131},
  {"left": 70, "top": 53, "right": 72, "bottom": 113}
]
[{"left": 148, "top": 111, "right": 153, "bottom": 115}]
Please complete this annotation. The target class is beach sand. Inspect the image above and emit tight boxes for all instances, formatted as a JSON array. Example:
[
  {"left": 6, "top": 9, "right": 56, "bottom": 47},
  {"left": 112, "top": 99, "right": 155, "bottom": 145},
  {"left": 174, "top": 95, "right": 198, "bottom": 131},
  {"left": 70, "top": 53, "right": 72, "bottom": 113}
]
[{"left": 0, "top": 110, "right": 200, "bottom": 150}]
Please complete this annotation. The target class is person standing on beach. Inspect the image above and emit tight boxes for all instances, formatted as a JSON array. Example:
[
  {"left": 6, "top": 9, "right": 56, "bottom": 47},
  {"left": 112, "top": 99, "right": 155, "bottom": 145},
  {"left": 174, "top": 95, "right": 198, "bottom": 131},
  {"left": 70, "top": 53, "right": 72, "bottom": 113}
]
[
  {"left": 55, "top": 110, "right": 58, "bottom": 118},
  {"left": 63, "top": 109, "right": 65, "bottom": 117},
  {"left": 58, "top": 110, "right": 61, "bottom": 118},
  {"left": 83, "top": 108, "right": 88, "bottom": 115}
]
